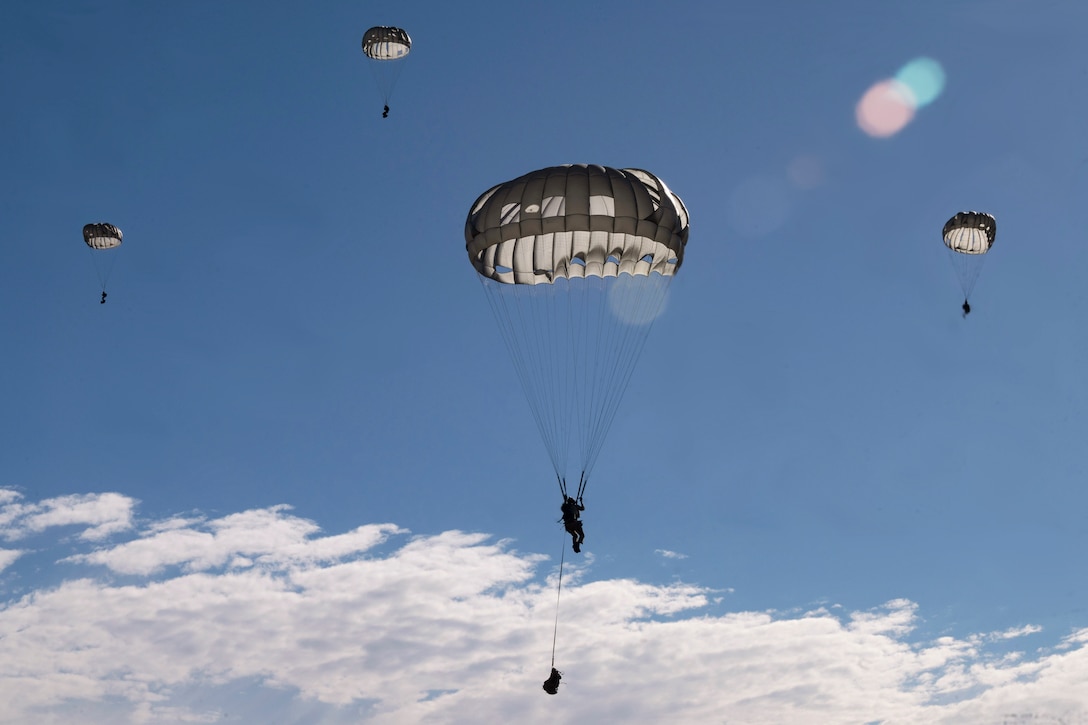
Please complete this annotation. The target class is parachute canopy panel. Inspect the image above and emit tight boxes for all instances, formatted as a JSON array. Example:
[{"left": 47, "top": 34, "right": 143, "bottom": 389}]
[
  {"left": 82, "top": 223, "right": 123, "bottom": 250},
  {"left": 943, "top": 211, "right": 995, "bottom": 255},
  {"left": 362, "top": 26, "right": 412, "bottom": 60},
  {"left": 465, "top": 165, "right": 689, "bottom": 285}
]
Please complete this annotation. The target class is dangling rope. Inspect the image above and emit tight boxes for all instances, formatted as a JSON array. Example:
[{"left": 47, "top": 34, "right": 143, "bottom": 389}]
[{"left": 550, "top": 538, "right": 566, "bottom": 668}]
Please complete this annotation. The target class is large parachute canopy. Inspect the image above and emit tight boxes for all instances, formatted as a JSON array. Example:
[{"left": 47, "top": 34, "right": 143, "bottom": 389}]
[
  {"left": 82, "top": 222, "right": 123, "bottom": 300},
  {"left": 466, "top": 164, "right": 689, "bottom": 498},
  {"left": 942, "top": 210, "right": 995, "bottom": 306},
  {"left": 361, "top": 26, "right": 411, "bottom": 112}
]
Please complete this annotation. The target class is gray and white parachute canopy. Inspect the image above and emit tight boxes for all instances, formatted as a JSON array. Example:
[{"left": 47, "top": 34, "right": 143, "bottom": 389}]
[
  {"left": 466, "top": 165, "right": 689, "bottom": 285},
  {"left": 466, "top": 165, "right": 690, "bottom": 499},
  {"left": 82, "top": 222, "right": 123, "bottom": 250},
  {"left": 362, "top": 26, "right": 412, "bottom": 60},
  {"left": 942, "top": 210, "right": 996, "bottom": 305},
  {"left": 943, "top": 211, "right": 995, "bottom": 255}
]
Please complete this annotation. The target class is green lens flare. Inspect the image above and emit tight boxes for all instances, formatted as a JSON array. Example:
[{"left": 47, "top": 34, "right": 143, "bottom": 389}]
[{"left": 895, "top": 57, "right": 946, "bottom": 108}]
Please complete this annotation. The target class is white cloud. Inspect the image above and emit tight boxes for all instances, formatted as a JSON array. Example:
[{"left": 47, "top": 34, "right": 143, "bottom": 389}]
[
  {"left": 1, "top": 490, "right": 1087, "bottom": 725},
  {"left": 992, "top": 624, "right": 1044, "bottom": 640},
  {"left": 0, "top": 549, "right": 23, "bottom": 572},
  {"left": 64, "top": 505, "right": 405, "bottom": 576},
  {"left": 0, "top": 489, "right": 134, "bottom": 542},
  {"left": 654, "top": 548, "right": 688, "bottom": 559}
]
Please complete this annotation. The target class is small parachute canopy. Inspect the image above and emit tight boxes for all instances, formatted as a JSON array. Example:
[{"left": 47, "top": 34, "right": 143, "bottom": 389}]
[
  {"left": 82, "top": 222, "right": 124, "bottom": 299},
  {"left": 942, "top": 210, "right": 995, "bottom": 307},
  {"left": 466, "top": 164, "right": 689, "bottom": 285},
  {"left": 362, "top": 26, "right": 411, "bottom": 61},
  {"left": 943, "top": 211, "right": 995, "bottom": 255},
  {"left": 83, "top": 223, "right": 123, "bottom": 250},
  {"left": 362, "top": 26, "right": 411, "bottom": 113}
]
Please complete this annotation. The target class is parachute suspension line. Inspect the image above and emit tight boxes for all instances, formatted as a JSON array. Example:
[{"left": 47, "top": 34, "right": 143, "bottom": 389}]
[
  {"left": 573, "top": 277, "right": 599, "bottom": 477},
  {"left": 482, "top": 271, "right": 673, "bottom": 486},
  {"left": 367, "top": 57, "right": 407, "bottom": 106},
  {"left": 84, "top": 245, "right": 105, "bottom": 291},
  {"left": 558, "top": 473, "right": 586, "bottom": 503},
  {"left": 575, "top": 471, "right": 587, "bottom": 501},
  {"left": 946, "top": 249, "right": 987, "bottom": 302},
  {"left": 480, "top": 277, "right": 572, "bottom": 478},
  {"left": 551, "top": 281, "right": 577, "bottom": 476},
  {"left": 550, "top": 539, "right": 567, "bottom": 668},
  {"left": 579, "top": 274, "right": 674, "bottom": 479},
  {"left": 579, "top": 277, "right": 619, "bottom": 477},
  {"left": 85, "top": 244, "right": 121, "bottom": 294},
  {"left": 570, "top": 278, "right": 618, "bottom": 480},
  {"left": 480, "top": 280, "right": 551, "bottom": 467},
  {"left": 531, "top": 281, "right": 574, "bottom": 476}
]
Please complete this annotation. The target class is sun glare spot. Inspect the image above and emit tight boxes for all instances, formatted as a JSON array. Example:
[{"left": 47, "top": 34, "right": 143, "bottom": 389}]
[
  {"left": 727, "top": 174, "right": 792, "bottom": 237},
  {"left": 856, "top": 79, "right": 916, "bottom": 138},
  {"left": 787, "top": 154, "right": 825, "bottom": 189},
  {"left": 895, "top": 57, "right": 946, "bottom": 108},
  {"left": 608, "top": 274, "right": 669, "bottom": 325}
]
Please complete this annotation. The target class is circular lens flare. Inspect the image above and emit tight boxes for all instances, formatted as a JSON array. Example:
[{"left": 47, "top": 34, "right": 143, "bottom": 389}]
[
  {"left": 608, "top": 273, "right": 670, "bottom": 326},
  {"left": 787, "top": 154, "right": 825, "bottom": 189},
  {"left": 727, "top": 174, "right": 792, "bottom": 237},
  {"left": 895, "top": 57, "right": 945, "bottom": 108},
  {"left": 856, "top": 79, "right": 916, "bottom": 138}
]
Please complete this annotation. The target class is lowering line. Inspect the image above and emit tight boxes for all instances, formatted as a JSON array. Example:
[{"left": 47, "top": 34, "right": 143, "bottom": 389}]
[{"left": 550, "top": 537, "right": 566, "bottom": 668}]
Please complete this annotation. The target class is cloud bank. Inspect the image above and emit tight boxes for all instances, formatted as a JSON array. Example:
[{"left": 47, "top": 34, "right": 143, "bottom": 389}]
[{"left": 1, "top": 488, "right": 1086, "bottom": 724}]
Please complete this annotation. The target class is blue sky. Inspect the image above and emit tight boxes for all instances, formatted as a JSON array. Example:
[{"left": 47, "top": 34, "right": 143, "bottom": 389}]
[{"left": 3, "top": 0, "right": 1088, "bottom": 722}]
